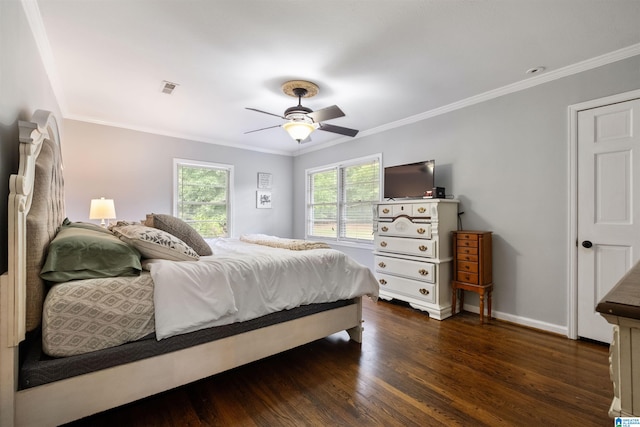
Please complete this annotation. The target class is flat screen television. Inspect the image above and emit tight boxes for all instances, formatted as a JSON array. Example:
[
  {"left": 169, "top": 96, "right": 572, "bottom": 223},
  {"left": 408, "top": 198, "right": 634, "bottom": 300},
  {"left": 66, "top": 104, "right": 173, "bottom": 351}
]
[{"left": 383, "top": 160, "right": 435, "bottom": 199}]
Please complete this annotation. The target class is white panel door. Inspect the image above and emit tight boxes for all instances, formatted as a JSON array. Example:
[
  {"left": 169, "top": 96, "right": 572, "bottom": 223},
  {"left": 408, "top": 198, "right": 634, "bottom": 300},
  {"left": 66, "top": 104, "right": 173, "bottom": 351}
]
[{"left": 577, "top": 99, "right": 640, "bottom": 343}]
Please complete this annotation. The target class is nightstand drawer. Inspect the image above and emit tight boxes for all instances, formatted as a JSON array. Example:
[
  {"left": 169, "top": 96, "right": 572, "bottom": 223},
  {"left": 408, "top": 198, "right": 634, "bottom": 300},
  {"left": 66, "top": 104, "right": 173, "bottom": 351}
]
[
  {"left": 375, "top": 235, "right": 436, "bottom": 258},
  {"left": 375, "top": 255, "right": 435, "bottom": 283},
  {"left": 376, "top": 273, "right": 435, "bottom": 303},
  {"left": 378, "top": 217, "right": 432, "bottom": 239}
]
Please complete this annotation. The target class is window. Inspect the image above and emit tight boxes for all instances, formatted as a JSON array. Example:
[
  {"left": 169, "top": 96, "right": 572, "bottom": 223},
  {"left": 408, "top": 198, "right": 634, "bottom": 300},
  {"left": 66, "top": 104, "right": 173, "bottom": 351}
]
[
  {"left": 173, "top": 159, "right": 233, "bottom": 238},
  {"left": 306, "top": 154, "right": 381, "bottom": 243}
]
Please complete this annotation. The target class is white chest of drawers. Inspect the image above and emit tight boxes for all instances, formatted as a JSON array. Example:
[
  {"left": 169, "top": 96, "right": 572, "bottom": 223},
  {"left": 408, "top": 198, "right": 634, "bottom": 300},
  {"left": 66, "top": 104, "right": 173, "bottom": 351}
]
[{"left": 373, "top": 199, "right": 459, "bottom": 319}]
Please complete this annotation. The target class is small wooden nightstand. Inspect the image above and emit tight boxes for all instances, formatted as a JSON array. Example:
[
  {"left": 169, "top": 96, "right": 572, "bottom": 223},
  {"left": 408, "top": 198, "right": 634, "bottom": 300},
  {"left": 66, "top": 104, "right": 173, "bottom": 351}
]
[{"left": 451, "top": 231, "right": 493, "bottom": 323}]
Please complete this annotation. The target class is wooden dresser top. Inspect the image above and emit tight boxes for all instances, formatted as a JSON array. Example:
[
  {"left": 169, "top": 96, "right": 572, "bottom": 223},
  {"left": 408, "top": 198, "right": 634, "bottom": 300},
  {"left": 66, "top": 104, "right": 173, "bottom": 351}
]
[{"left": 597, "top": 261, "right": 640, "bottom": 320}]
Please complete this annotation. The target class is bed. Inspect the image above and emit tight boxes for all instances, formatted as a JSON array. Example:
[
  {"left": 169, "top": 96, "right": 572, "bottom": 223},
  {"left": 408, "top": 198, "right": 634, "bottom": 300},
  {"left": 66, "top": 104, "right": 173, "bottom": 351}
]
[{"left": 0, "top": 110, "right": 379, "bottom": 426}]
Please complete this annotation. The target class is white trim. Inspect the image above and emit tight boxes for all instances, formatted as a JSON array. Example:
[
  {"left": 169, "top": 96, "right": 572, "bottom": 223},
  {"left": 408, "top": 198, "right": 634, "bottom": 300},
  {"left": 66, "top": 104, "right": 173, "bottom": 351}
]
[
  {"left": 66, "top": 115, "right": 295, "bottom": 157},
  {"left": 327, "top": 240, "right": 375, "bottom": 251},
  {"left": 296, "top": 43, "right": 640, "bottom": 156},
  {"left": 173, "top": 158, "right": 235, "bottom": 238},
  {"left": 567, "top": 89, "right": 640, "bottom": 339},
  {"left": 22, "top": 0, "right": 640, "bottom": 157},
  {"left": 462, "top": 304, "right": 567, "bottom": 337}
]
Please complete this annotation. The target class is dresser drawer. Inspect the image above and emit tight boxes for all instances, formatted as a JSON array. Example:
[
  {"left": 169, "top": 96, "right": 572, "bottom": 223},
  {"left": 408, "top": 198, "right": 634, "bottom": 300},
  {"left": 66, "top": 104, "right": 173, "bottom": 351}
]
[
  {"left": 378, "top": 205, "right": 393, "bottom": 217},
  {"left": 456, "top": 271, "right": 479, "bottom": 284},
  {"left": 378, "top": 204, "right": 413, "bottom": 218},
  {"left": 378, "top": 217, "right": 432, "bottom": 239},
  {"left": 375, "top": 255, "right": 435, "bottom": 283},
  {"left": 412, "top": 203, "right": 432, "bottom": 217},
  {"left": 457, "top": 260, "right": 478, "bottom": 274},
  {"left": 376, "top": 273, "right": 435, "bottom": 303},
  {"left": 457, "top": 246, "right": 478, "bottom": 256},
  {"left": 456, "top": 252, "right": 478, "bottom": 262},
  {"left": 375, "top": 235, "right": 436, "bottom": 258},
  {"left": 456, "top": 239, "right": 479, "bottom": 249},
  {"left": 456, "top": 232, "right": 479, "bottom": 241}
]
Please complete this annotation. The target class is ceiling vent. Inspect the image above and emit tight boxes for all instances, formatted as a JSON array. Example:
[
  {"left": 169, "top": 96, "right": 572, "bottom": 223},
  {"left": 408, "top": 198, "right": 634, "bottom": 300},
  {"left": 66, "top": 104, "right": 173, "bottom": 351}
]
[{"left": 161, "top": 80, "right": 179, "bottom": 94}]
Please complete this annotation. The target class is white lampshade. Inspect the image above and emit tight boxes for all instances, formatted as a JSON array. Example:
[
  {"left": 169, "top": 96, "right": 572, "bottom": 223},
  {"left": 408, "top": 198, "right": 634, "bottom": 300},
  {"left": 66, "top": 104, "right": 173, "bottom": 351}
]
[
  {"left": 89, "top": 197, "right": 116, "bottom": 226},
  {"left": 282, "top": 121, "right": 315, "bottom": 142}
]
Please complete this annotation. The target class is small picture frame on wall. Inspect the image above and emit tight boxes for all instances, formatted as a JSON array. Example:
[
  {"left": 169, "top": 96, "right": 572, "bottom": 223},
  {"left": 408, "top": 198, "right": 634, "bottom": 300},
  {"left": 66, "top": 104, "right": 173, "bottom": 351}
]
[
  {"left": 257, "top": 172, "right": 272, "bottom": 189},
  {"left": 257, "top": 190, "right": 272, "bottom": 209}
]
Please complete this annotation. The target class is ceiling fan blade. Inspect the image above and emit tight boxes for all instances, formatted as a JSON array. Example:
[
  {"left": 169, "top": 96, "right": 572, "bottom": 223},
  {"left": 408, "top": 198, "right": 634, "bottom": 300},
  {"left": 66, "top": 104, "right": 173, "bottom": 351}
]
[
  {"left": 307, "top": 105, "right": 345, "bottom": 122},
  {"left": 244, "top": 124, "right": 282, "bottom": 134},
  {"left": 318, "top": 123, "right": 359, "bottom": 137},
  {"left": 246, "top": 107, "right": 286, "bottom": 119}
]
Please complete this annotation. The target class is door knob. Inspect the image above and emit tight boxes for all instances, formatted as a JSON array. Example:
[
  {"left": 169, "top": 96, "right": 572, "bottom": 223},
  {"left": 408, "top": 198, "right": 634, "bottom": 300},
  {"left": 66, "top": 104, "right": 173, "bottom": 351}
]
[{"left": 582, "top": 240, "right": 593, "bottom": 248}]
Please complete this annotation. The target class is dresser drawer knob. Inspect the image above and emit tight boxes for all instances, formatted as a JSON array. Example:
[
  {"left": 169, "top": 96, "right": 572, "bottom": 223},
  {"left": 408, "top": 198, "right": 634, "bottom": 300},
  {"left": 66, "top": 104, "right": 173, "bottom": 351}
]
[
  {"left": 418, "top": 245, "right": 428, "bottom": 252},
  {"left": 382, "top": 208, "right": 390, "bottom": 214},
  {"left": 381, "top": 226, "right": 389, "bottom": 232},
  {"left": 380, "top": 241, "right": 388, "bottom": 247},
  {"left": 416, "top": 228, "right": 426, "bottom": 234},
  {"left": 378, "top": 262, "right": 386, "bottom": 268},
  {"left": 418, "top": 269, "right": 429, "bottom": 276},
  {"left": 379, "top": 279, "right": 387, "bottom": 285},
  {"left": 419, "top": 288, "right": 430, "bottom": 295},
  {"left": 417, "top": 207, "right": 426, "bottom": 213}
]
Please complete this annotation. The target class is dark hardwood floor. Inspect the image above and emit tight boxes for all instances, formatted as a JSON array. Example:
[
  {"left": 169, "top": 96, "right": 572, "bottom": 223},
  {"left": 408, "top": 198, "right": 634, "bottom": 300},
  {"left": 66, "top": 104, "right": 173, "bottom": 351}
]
[{"left": 65, "top": 299, "right": 613, "bottom": 427}]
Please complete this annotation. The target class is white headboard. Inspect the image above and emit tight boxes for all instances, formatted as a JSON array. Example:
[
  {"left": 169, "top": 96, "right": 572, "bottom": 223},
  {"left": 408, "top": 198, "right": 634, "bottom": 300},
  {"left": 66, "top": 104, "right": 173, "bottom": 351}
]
[{"left": 6, "top": 110, "right": 64, "bottom": 345}]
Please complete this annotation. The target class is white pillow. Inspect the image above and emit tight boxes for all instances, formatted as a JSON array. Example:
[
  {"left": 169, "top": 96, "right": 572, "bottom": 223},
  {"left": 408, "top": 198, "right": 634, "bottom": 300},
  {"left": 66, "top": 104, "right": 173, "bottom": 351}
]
[{"left": 112, "top": 224, "right": 199, "bottom": 261}]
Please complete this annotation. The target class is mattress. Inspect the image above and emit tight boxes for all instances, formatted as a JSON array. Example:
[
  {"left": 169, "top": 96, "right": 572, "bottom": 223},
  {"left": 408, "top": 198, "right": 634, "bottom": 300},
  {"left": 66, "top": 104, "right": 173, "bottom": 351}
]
[
  {"left": 21, "top": 299, "right": 353, "bottom": 389},
  {"left": 149, "top": 238, "right": 379, "bottom": 339},
  {"left": 41, "top": 238, "right": 379, "bottom": 356},
  {"left": 42, "top": 272, "right": 155, "bottom": 357}
]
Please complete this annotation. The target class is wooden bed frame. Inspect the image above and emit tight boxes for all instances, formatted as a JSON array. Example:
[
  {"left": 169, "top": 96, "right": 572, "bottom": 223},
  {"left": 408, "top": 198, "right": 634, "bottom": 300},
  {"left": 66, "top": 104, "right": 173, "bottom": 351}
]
[{"left": 0, "top": 110, "right": 365, "bottom": 426}]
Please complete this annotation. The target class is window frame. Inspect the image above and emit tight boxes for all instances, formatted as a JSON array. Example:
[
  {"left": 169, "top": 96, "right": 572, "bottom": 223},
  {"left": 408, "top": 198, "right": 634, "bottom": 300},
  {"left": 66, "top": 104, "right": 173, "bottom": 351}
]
[
  {"left": 305, "top": 153, "right": 382, "bottom": 247},
  {"left": 173, "top": 158, "right": 234, "bottom": 238}
]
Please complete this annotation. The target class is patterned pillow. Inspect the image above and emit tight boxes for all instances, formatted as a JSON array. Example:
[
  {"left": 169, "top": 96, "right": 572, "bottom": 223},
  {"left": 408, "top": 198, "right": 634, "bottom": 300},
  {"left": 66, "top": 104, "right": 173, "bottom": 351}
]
[
  {"left": 145, "top": 213, "right": 212, "bottom": 256},
  {"left": 112, "top": 224, "right": 199, "bottom": 261}
]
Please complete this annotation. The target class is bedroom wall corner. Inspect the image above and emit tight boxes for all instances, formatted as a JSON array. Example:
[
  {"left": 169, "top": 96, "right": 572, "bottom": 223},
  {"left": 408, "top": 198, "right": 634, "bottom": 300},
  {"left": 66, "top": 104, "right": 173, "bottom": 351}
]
[
  {"left": 61, "top": 120, "right": 295, "bottom": 239},
  {"left": 0, "top": 0, "right": 63, "bottom": 273},
  {"left": 292, "top": 54, "right": 640, "bottom": 331}
]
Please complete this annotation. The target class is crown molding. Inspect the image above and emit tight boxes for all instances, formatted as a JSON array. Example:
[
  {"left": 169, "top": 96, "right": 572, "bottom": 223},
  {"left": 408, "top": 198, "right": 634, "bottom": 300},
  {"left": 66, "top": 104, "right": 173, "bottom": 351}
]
[
  {"left": 297, "top": 43, "right": 640, "bottom": 156},
  {"left": 64, "top": 114, "right": 295, "bottom": 156},
  {"left": 23, "top": 0, "right": 640, "bottom": 157}
]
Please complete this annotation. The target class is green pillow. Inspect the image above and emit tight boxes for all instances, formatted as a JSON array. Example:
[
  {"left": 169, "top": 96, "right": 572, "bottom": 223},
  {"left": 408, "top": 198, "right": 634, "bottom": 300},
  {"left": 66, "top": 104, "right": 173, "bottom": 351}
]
[{"left": 40, "top": 221, "right": 142, "bottom": 283}]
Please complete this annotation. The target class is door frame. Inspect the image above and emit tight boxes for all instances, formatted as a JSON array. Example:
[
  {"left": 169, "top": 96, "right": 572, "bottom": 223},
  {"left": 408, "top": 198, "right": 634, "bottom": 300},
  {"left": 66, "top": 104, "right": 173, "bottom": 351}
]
[{"left": 567, "top": 88, "right": 640, "bottom": 339}]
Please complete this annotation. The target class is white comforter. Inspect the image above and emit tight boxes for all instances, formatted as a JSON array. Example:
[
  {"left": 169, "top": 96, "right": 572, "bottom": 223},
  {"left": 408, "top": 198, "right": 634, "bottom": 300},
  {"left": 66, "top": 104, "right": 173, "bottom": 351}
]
[{"left": 144, "top": 238, "right": 379, "bottom": 340}]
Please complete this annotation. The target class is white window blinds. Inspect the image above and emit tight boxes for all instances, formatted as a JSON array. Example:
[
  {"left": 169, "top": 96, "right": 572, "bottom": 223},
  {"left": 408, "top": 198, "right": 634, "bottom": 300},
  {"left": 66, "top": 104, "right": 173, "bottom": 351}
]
[{"left": 307, "top": 155, "right": 380, "bottom": 243}]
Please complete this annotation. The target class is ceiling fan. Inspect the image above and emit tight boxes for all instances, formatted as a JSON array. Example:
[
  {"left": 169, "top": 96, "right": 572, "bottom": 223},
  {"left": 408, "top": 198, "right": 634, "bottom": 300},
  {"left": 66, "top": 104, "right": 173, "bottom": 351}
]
[{"left": 245, "top": 80, "right": 359, "bottom": 143}]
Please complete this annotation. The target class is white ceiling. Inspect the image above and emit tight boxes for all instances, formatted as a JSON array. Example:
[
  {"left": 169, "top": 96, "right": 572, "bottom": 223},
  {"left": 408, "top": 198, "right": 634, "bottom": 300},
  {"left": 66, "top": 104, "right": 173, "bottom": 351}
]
[{"left": 32, "top": 0, "right": 640, "bottom": 155}]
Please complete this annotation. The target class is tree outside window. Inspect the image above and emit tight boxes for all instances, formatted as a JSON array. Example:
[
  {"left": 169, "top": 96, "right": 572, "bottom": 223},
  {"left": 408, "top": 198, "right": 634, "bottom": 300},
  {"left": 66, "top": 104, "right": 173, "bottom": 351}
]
[{"left": 174, "top": 159, "right": 233, "bottom": 238}]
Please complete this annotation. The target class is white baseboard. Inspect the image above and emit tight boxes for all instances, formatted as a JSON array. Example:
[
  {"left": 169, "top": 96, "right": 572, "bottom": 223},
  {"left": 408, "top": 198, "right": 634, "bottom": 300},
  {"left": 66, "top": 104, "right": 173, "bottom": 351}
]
[{"left": 462, "top": 304, "right": 568, "bottom": 337}]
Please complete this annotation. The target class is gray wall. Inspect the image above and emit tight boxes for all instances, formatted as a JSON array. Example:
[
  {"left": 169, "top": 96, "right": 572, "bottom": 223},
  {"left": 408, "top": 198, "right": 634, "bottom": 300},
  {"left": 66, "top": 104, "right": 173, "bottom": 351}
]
[
  {"left": 62, "top": 120, "right": 294, "bottom": 238},
  {"left": 0, "top": 0, "right": 62, "bottom": 272},
  {"left": 3, "top": 0, "right": 640, "bottom": 332},
  {"left": 293, "top": 56, "right": 640, "bottom": 331}
]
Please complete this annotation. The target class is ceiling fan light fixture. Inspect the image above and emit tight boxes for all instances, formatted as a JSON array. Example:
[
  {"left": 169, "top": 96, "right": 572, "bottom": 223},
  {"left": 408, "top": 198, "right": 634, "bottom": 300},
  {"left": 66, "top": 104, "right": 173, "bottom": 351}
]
[{"left": 283, "top": 121, "right": 315, "bottom": 142}]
